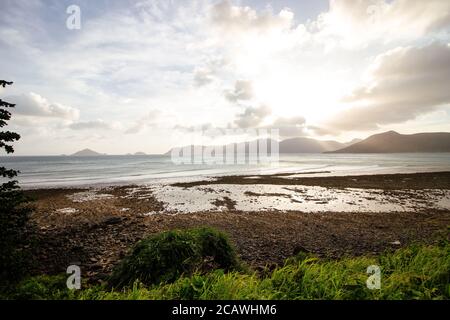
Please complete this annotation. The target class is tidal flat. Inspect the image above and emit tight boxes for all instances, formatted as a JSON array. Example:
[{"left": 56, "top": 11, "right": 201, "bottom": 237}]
[{"left": 24, "top": 171, "right": 450, "bottom": 283}]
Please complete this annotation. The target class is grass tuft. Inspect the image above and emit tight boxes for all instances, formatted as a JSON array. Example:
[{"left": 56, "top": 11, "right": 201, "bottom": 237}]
[{"left": 108, "top": 227, "right": 239, "bottom": 288}]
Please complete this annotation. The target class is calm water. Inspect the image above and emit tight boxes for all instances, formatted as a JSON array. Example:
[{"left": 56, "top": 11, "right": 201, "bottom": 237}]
[{"left": 1, "top": 153, "right": 450, "bottom": 188}]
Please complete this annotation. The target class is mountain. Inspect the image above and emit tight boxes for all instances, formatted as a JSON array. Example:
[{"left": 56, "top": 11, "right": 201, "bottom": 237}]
[
  {"left": 165, "top": 137, "right": 358, "bottom": 155},
  {"left": 329, "top": 131, "right": 450, "bottom": 153},
  {"left": 279, "top": 137, "right": 349, "bottom": 153},
  {"left": 71, "top": 148, "right": 103, "bottom": 156},
  {"left": 165, "top": 139, "right": 276, "bottom": 156}
]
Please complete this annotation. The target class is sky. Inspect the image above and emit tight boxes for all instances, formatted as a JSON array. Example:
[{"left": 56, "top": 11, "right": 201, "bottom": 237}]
[{"left": 1, "top": 0, "right": 450, "bottom": 155}]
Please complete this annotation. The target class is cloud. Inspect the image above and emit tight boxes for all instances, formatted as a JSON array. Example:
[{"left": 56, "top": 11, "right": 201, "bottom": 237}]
[
  {"left": 210, "top": 0, "right": 294, "bottom": 34},
  {"left": 69, "top": 119, "right": 116, "bottom": 131},
  {"left": 314, "top": 0, "right": 450, "bottom": 48},
  {"left": 234, "top": 105, "right": 271, "bottom": 128},
  {"left": 306, "top": 125, "right": 336, "bottom": 136},
  {"left": 6, "top": 92, "right": 80, "bottom": 120},
  {"left": 224, "top": 80, "right": 253, "bottom": 102},
  {"left": 193, "top": 67, "right": 214, "bottom": 86},
  {"left": 325, "top": 42, "right": 450, "bottom": 131},
  {"left": 125, "top": 109, "right": 162, "bottom": 134},
  {"left": 270, "top": 116, "right": 307, "bottom": 137},
  {"left": 231, "top": 110, "right": 306, "bottom": 137},
  {"left": 193, "top": 57, "right": 228, "bottom": 87},
  {"left": 210, "top": 0, "right": 450, "bottom": 52}
]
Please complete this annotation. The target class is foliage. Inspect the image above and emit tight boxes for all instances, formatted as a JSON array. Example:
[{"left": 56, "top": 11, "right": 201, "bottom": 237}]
[
  {"left": 108, "top": 227, "right": 240, "bottom": 288},
  {"left": 0, "top": 80, "right": 32, "bottom": 289},
  {"left": 8, "top": 240, "right": 449, "bottom": 300},
  {"left": 6, "top": 275, "right": 70, "bottom": 300},
  {"left": 142, "top": 242, "right": 449, "bottom": 300}
]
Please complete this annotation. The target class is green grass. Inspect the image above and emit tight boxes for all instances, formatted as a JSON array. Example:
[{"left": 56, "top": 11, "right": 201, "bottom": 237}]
[
  {"left": 108, "top": 227, "right": 240, "bottom": 288},
  {"left": 136, "top": 242, "right": 449, "bottom": 300},
  {"left": 8, "top": 240, "right": 449, "bottom": 300}
]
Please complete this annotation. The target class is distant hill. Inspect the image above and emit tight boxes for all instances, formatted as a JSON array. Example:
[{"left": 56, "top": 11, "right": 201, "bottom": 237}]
[
  {"left": 134, "top": 152, "right": 147, "bottom": 155},
  {"left": 71, "top": 148, "right": 103, "bottom": 156},
  {"left": 329, "top": 131, "right": 450, "bottom": 153},
  {"left": 165, "top": 137, "right": 358, "bottom": 155},
  {"left": 279, "top": 137, "right": 353, "bottom": 153},
  {"left": 165, "top": 139, "right": 275, "bottom": 156}
]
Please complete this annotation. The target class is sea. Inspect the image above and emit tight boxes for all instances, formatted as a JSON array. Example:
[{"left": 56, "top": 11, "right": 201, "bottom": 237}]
[{"left": 1, "top": 153, "right": 450, "bottom": 188}]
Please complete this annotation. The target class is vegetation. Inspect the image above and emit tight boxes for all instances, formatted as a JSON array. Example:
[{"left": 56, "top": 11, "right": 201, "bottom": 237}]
[
  {"left": 7, "top": 275, "right": 69, "bottom": 300},
  {"left": 108, "top": 227, "right": 240, "bottom": 288},
  {"left": 6, "top": 236, "right": 449, "bottom": 300},
  {"left": 0, "top": 80, "right": 32, "bottom": 290}
]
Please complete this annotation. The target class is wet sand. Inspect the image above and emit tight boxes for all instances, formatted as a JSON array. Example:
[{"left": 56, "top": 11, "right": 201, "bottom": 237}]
[
  {"left": 24, "top": 171, "right": 450, "bottom": 282},
  {"left": 171, "top": 171, "right": 450, "bottom": 189}
]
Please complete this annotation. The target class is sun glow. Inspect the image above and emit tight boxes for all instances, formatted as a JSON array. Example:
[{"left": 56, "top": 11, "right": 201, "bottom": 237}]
[
  {"left": 229, "top": 30, "right": 353, "bottom": 127},
  {"left": 251, "top": 68, "right": 349, "bottom": 124}
]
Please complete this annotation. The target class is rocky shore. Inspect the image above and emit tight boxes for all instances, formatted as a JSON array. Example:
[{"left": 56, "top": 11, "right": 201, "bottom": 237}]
[{"left": 25, "top": 171, "right": 450, "bottom": 283}]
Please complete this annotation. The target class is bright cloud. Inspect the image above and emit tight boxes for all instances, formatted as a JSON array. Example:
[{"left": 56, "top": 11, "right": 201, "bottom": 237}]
[
  {"left": 69, "top": 119, "right": 121, "bottom": 131},
  {"left": 210, "top": 0, "right": 294, "bottom": 34},
  {"left": 6, "top": 92, "right": 79, "bottom": 120},
  {"left": 313, "top": 0, "right": 450, "bottom": 48},
  {"left": 234, "top": 105, "right": 271, "bottom": 128},
  {"left": 224, "top": 80, "right": 254, "bottom": 102},
  {"left": 323, "top": 42, "right": 450, "bottom": 132}
]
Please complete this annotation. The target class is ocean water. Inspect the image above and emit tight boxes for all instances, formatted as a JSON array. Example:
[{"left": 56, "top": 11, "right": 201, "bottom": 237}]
[{"left": 1, "top": 153, "right": 450, "bottom": 188}]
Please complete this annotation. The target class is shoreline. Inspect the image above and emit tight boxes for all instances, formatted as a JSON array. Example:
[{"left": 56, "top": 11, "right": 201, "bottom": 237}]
[
  {"left": 24, "top": 171, "right": 450, "bottom": 283},
  {"left": 19, "top": 169, "right": 450, "bottom": 190},
  {"left": 171, "top": 170, "right": 450, "bottom": 189}
]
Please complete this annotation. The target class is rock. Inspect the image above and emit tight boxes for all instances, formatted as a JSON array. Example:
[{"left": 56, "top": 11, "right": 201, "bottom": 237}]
[
  {"left": 103, "top": 217, "right": 122, "bottom": 225},
  {"left": 390, "top": 240, "right": 401, "bottom": 246}
]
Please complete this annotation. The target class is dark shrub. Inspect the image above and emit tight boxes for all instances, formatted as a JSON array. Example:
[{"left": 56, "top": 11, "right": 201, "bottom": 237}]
[
  {"left": 109, "top": 227, "right": 239, "bottom": 288},
  {"left": 0, "top": 80, "right": 32, "bottom": 290},
  {"left": 190, "top": 227, "right": 239, "bottom": 270},
  {"left": 0, "top": 192, "right": 31, "bottom": 287}
]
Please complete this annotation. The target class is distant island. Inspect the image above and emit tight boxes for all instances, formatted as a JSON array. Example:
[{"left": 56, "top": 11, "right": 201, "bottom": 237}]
[
  {"left": 134, "top": 152, "right": 147, "bottom": 156},
  {"left": 330, "top": 131, "right": 450, "bottom": 153},
  {"left": 71, "top": 148, "right": 104, "bottom": 156},
  {"left": 165, "top": 137, "right": 361, "bottom": 155}
]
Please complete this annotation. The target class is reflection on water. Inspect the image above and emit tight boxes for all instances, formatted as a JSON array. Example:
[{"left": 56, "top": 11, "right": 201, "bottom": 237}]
[{"left": 1, "top": 153, "right": 450, "bottom": 188}]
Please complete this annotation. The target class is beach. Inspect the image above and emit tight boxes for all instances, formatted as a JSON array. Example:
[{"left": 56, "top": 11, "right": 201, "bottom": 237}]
[{"left": 25, "top": 171, "right": 450, "bottom": 283}]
